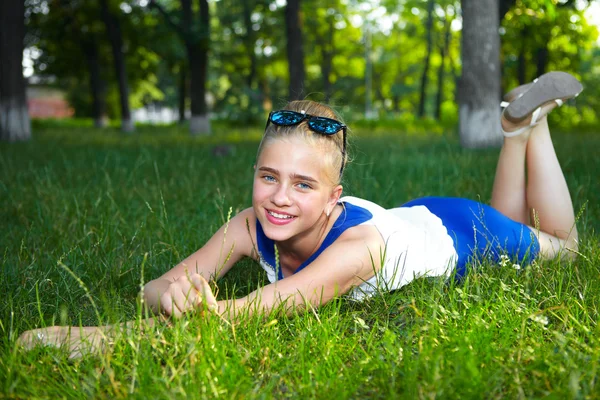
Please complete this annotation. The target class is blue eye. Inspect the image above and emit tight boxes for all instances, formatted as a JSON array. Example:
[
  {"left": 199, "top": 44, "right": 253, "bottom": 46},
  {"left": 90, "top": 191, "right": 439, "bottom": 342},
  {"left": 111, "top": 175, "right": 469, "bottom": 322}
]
[
  {"left": 297, "top": 182, "right": 312, "bottom": 190},
  {"left": 263, "top": 175, "right": 276, "bottom": 182}
]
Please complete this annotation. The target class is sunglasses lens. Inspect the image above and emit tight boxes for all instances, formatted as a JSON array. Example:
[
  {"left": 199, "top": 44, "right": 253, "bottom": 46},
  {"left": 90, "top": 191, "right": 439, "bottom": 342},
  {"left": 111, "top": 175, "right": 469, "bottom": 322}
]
[
  {"left": 308, "top": 117, "right": 342, "bottom": 135},
  {"left": 270, "top": 110, "right": 304, "bottom": 126}
]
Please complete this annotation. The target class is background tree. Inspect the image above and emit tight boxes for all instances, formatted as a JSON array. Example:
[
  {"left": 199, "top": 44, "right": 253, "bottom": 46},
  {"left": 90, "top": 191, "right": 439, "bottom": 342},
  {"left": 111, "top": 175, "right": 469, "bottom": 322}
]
[
  {"left": 285, "top": 0, "right": 306, "bottom": 100},
  {"left": 459, "top": 0, "right": 502, "bottom": 148},
  {"left": 149, "top": 0, "right": 211, "bottom": 134},
  {"left": 17, "top": 0, "right": 600, "bottom": 135},
  {"left": 26, "top": 0, "right": 163, "bottom": 125},
  {"left": 211, "top": 0, "right": 275, "bottom": 123},
  {"left": 417, "top": 0, "right": 435, "bottom": 118},
  {"left": 0, "top": 0, "right": 31, "bottom": 141},
  {"left": 434, "top": 4, "right": 454, "bottom": 120},
  {"left": 100, "top": 0, "right": 134, "bottom": 132}
]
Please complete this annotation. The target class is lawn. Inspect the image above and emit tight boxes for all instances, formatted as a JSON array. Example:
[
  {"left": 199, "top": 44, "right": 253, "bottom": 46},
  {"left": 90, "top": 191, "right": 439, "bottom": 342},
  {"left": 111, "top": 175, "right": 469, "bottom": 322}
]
[{"left": 1, "top": 123, "right": 599, "bottom": 398}]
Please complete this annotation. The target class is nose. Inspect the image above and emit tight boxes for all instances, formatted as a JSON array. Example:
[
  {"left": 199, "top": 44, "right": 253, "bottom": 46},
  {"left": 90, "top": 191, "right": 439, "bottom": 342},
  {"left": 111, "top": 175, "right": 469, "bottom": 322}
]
[{"left": 271, "top": 183, "right": 292, "bottom": 207}]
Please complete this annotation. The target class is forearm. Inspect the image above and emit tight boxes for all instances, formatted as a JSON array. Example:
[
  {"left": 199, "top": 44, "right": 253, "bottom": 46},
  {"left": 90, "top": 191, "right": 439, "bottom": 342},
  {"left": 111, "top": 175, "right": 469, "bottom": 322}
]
[{"left": 214, "top": 288, "right": 310, "bottom": 323}]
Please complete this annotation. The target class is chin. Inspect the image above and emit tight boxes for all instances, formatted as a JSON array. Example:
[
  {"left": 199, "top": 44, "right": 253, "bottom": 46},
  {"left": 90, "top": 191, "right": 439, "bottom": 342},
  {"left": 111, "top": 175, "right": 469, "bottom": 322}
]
[{"left": 260, "top": 223, "right": 295, "bottom": 242}]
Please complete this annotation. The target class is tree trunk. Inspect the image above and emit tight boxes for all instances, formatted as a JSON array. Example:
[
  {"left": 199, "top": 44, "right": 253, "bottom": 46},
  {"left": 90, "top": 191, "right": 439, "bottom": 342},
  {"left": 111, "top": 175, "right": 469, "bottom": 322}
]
[
  {"left": 392, "top": 94, "right": 399, "bottom": 112},
  {"left": 435, "top": 17, "right": 451, "bottom": 120},
  {"left": 459, "top": 0, "right": 502, "bottom": 148},
  {"left": 285, "top": 0, "right": 306, "bottom": 100},
  {"left": 187, "top": 0, "right": 210, "bottom": 135},
  {"left": 517, "top": 26, "right": 528, "bottom": 84},
  {"left": 242, "top": 0, "right": 257, "bottom": 89},
  {"left": 178, "top": 63, "right": 187, "bottom": 124},
  {"left": 100, "top": 0, "right": 134, "bottom": 133},
  {"left": 321, "top": 15, "right": 335, "bottom": 103},
  {"left": 418, "top": 0, "right": 435, "bottom": 118},
  {"left": 535, "top": 44, "right": 549, "bottom": 79},
  {"left": 187, "top": 41, "right": 210, "bottom": 134},
  {"left": 0, "top": 0, "right": 31, "bottom": 142},
  {"left": 148, "top": 0, "right": 211, "bottom": 134},
  {"left": 83, "top": 39, "right": 108, "bottom": 128},
  {"left": 499, "top": 0, "right": 517, "bottom": 22}
]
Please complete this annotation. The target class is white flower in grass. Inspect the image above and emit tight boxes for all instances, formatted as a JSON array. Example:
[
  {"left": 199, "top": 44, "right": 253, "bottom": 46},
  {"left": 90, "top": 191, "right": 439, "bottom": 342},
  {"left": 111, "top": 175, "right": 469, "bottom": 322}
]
[
  {"left": 513, "top": 263, "right": 521, "bottom": 270},
  {"left": 529, "top": 314, "right": 549, "bottom": 326},
  {"left": 354, "top": 316, "right": 370, "bottom": 330},
  {"left": 499, "top": 254, "right": 510, "bottom": 267}
]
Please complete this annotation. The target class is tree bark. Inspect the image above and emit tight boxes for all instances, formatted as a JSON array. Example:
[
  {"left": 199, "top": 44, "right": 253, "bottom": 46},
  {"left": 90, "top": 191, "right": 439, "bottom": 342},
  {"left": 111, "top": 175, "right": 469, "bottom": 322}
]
[
  {"left": 149, "top": 0, "right": 211, "bottom": 134},
  {"left": 459, "top": 0, "right": 502, "bottom": 148},
  {"left": 418, "top": 0, "right": 435, "bottom": 118},
  {"left": 100, "top": 0, "right": 134, "bottom": 133},
  {"left": 435, "top": 17, "right": 451, "bottom": 120},
  {"left": 320, "top": 15, "right": 335, "bottom": 103},
  {"left": 285, "top": 0, "right": 306, "bottom": 100},
  {"left": 499, "top": 0, "right": 517, "bottom": 22},
  {"left": 188, "top": 0, "right": 210, "bottom": 134},
  {"left": 178, "top": 63, "right": 187, "bottom": 124},
  {"left": 242, "top": 0, "right": 257, "bottom": 89},
  {"left": 0, "top": 0, "right": 31, "bottom": 142},
  {"left": 535, "top": 44, "right": 549, "bottom": 79},
  {"left": 187, "top": 41, "right": 209, "bottom": 134},
  {"left": 83, "top": 39, "right": 108, "bottom": 128},
  {"left": 517, "top": 26, "right": 528, "bottom": 84}
]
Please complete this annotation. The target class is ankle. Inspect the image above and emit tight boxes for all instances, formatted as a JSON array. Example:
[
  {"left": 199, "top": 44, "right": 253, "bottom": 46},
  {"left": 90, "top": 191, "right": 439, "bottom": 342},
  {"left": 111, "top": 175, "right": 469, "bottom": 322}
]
[{"left": 501, "top": 117, "right": 532, "bottom": 142}]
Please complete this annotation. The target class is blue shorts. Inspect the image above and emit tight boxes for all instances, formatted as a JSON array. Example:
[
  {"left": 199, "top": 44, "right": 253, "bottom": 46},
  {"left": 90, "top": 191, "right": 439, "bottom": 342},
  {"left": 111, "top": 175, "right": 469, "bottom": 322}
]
[{"left": 401, "top": 197, "right": 540, "bottom": 279}]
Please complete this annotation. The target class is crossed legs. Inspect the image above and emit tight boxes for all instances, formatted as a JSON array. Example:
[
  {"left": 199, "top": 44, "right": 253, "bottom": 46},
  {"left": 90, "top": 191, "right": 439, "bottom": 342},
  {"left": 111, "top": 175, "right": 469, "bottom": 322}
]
[{"left": 492, "top": 111, "right": 578, "bottom": 260}]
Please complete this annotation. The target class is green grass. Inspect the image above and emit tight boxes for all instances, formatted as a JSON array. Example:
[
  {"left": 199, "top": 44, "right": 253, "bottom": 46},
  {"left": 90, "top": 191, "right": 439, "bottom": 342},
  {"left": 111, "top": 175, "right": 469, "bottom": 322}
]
[{"left": 1, "top": 123, "right": 600, "bottom": 398}]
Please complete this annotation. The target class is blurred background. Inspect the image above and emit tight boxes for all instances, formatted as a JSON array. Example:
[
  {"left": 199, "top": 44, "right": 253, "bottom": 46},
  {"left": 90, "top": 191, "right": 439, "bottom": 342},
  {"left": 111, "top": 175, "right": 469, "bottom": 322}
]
[{"left": 2, "top": 0, "right": 600, "bottom": 143}]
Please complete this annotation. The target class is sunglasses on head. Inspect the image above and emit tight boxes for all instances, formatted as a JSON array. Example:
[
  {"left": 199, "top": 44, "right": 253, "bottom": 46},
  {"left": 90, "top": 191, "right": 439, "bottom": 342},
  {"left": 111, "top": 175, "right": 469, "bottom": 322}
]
[{"left": 265, "top": 110, "right": 347, "bottom": 175}]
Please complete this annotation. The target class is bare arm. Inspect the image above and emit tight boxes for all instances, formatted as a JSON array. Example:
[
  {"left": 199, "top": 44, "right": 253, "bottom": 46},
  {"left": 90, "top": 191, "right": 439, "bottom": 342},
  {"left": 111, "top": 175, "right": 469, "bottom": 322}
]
[
  {"left": 214, "top": 229, "right": 384, "bottom": 322},
  {"left": 143, "top": 208, "right": 258, "bottom": 314}
]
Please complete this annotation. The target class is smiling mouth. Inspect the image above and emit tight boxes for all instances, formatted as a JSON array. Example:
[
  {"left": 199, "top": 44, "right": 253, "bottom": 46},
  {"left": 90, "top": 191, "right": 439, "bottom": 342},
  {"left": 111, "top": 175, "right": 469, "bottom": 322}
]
[{"left": 267, "top": 210, "right": 295, "bottom": 219}]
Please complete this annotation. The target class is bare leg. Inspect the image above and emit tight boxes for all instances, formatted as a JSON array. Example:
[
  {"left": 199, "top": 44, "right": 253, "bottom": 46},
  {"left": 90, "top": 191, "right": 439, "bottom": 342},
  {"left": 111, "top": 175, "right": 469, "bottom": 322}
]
[
  {"left": 496, "top": 72, "right": 582, "bottom": 260},
  {"left": 525, "top": 116, "right": 578, "bottom": 258},
  {"left": 491, "top": 125, "right": 530, "bottom": 225}
]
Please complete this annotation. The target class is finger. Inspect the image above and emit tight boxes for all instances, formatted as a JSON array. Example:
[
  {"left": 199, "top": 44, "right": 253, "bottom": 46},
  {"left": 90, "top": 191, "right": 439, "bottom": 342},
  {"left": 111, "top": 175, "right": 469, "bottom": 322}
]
[
  {"left": 160, "top": 292, "right": 175, "bottom": 317},
  {"left": 161, "top": 290, "right": 184, "bottom": 318},
  {"left": 191, "top": 274, "right": 218, "bottom": 312},
  {"left": 171, "top": 285, "right": 190, "bottom": 318}
]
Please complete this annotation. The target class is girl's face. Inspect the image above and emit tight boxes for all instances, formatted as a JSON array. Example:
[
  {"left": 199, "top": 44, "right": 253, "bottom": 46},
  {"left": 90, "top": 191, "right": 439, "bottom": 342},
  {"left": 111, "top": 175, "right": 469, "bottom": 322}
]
[{"left": 253, "top": 136, "right": 342, "bottom": 243}]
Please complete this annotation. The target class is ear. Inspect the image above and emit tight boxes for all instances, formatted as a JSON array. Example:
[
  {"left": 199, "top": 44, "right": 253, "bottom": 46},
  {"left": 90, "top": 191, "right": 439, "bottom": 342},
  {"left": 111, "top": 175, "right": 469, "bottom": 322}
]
[{"left": 328, "top": 184, "right": 343, "bottom": 208}]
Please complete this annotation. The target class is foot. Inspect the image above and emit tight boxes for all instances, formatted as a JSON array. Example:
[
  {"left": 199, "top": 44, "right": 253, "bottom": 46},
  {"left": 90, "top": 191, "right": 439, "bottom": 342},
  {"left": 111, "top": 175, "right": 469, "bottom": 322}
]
[
  {"left": 17, "top": 325, "right": 107, "bottom": 359},
  {"left": 501, "top": 71, "right": 582, "bottom": 138}
]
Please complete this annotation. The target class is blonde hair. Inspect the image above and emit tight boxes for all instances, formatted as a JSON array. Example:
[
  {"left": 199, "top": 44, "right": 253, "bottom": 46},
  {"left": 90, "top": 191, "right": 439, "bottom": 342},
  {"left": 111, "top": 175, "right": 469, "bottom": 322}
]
[{"left": 257, "top": 100, "right": 348, "bottom": 185}]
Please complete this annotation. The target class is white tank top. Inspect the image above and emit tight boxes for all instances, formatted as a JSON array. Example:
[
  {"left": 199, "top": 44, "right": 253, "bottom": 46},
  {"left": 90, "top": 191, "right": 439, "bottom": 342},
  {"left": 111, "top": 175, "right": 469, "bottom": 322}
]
[{"left": 341, "top": 196, "right": 457, "bottom": 299}]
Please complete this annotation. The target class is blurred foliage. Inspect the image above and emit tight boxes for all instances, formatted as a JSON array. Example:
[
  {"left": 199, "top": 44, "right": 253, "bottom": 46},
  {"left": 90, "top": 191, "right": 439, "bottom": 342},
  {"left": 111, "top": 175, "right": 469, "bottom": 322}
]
[
  {"left": 23, "top": 0, "right": 600, "bottom": 130},
  {"left": 501, "top": 0, "right": 600, "bottom": 131}
]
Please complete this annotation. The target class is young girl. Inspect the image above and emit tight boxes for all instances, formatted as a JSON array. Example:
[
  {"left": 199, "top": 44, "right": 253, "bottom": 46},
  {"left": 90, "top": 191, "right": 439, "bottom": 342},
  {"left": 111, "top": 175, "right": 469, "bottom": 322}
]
[{"left": 18, "top": 71, "right": 582, "bottom": 356}]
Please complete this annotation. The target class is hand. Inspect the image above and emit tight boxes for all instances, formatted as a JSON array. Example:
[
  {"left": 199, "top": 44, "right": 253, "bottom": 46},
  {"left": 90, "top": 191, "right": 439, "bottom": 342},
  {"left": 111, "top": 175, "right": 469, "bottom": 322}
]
[
  {"left": 17, "top": 325, "right": 106, "bottom": 359},
  {"left": 159, "top": 273, "right": 218, "bottom": 318}
]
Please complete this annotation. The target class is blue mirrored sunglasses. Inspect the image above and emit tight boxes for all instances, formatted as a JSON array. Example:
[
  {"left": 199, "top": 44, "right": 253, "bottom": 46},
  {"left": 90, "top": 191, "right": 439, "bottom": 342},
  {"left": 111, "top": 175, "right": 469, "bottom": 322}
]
[{"left": 265, "top": 110, "right": 347, "bottom": 175}]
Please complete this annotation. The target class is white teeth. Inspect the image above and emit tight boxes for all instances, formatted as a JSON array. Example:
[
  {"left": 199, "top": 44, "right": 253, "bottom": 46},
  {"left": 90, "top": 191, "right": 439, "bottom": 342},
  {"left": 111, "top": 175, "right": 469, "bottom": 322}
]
[{"left": 269, "top": 211, "right": 293, "bottom": 219}]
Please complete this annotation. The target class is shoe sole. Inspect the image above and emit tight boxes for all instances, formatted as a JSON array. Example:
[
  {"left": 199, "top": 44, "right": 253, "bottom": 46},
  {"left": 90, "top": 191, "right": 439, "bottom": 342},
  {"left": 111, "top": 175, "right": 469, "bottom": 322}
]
[
  {"left": 504, "top": 71, "right": 583, "bottom": 122},
  {"left": 503, "top": 82, "right": 533, "bottom": 103}
]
